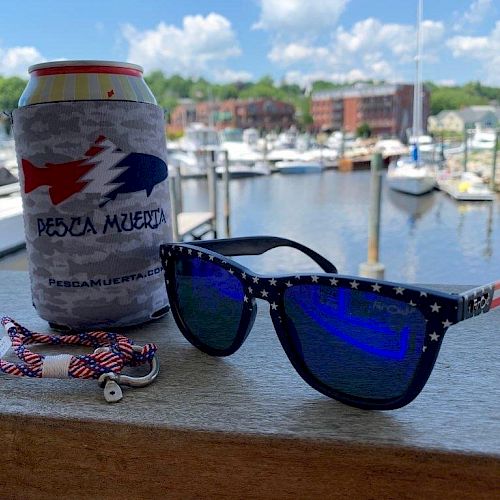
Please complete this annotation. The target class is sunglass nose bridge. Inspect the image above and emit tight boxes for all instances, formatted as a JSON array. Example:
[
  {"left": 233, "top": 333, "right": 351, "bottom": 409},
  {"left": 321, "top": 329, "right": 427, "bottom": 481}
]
[{"left": 244, "top": 276, "right": 280, "bottom": 307}]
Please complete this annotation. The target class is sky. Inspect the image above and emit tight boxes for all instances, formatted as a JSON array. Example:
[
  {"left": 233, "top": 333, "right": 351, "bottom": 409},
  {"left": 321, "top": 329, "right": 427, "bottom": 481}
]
[{"left": 0, "top": 0, "right": 499, "bottom": 86}]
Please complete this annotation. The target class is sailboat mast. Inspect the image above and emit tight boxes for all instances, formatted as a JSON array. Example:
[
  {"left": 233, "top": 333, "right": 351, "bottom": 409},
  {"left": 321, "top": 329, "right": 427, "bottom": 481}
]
[{"left": 412, "top": 0, "right": 423, "bottom": 139}]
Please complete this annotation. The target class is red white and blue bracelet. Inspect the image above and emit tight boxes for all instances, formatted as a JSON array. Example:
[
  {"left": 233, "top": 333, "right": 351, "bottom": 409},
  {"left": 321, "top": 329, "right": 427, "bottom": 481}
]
[{"left": 0, "top": 316, "right": 159, "bottom": 402}]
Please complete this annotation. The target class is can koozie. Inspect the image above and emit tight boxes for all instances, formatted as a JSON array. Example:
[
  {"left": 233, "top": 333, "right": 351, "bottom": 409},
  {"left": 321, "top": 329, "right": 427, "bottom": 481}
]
[{"left": 13, "top": 100, "right": 172, "bottom": 329}]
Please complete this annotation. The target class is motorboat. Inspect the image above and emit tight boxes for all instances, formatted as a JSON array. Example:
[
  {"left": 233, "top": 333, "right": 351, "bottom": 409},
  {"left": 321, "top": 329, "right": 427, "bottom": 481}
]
[
  {"left": 219, "top": 128, "right": 271, "bottom": 178},
  {"left": 375, "top": 139, "right": 409, "bottom": 158},
  {"left": 468, "top": 129, "right": 496, "bottom": 151},
  {"left": 215, "top": 161, "right": 271, "bottom": 178},
  {"left": 0, "top": 167, "right": 19, "bottom": 196},
  {"left": 274, "top": 160, "right": 324, "bottom": 174},
  {"left": 0, "top": 192, "right": 24, "bottom": 257},
  {"left": 437, "top": 171, "right": 496, "bottom": 202},
  {"left": 168, "top": 123, "right": 221, "bottom": 177}
]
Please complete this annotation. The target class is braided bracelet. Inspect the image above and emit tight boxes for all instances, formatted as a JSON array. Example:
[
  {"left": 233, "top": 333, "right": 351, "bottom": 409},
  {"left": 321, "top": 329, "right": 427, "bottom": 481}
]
[{"left": 0, "top": 316, "right": 159, "bottom": 402}]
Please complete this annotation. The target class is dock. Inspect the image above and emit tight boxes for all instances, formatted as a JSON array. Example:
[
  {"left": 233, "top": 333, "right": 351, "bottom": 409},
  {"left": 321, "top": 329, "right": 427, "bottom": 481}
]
[{"left": 169, "top": 150, "right": 231, "bottom": 241}]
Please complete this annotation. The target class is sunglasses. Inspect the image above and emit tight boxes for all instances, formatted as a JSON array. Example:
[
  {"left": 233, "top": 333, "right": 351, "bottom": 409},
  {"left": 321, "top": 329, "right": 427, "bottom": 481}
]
[{"left": 159, "top": 236, "right": 499, "bottom": 410}]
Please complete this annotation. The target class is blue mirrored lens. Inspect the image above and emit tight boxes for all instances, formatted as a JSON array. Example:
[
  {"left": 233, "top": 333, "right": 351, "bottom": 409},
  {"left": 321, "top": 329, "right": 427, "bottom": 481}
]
[
  {"left": 174, "top": 256, "right": 245, "bottom": 351},
  {"left": 284, "top": 285, "right": 427, "bottom": 400}
]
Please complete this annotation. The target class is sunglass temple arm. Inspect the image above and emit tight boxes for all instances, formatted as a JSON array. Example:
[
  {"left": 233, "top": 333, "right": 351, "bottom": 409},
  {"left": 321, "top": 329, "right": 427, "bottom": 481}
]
[
  {"left": 459, "top": 280, "right": 500, "bottom": 320},
  {"left": 187, "top": 236, "right": 338, "bottom": 273}
]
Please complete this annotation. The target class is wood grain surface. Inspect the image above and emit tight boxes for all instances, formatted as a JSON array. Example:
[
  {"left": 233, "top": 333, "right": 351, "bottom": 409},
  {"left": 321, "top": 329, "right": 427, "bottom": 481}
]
[{"left": 0, "top": 271, "right": 499, "bottom": 499}]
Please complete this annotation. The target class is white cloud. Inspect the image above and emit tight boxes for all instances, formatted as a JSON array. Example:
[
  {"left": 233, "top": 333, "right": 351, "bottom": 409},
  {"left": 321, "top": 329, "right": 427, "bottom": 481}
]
[
  {"left": 284, "top": 69, "right": 367, "bottom": 88},
  {"left": 335, "top": 18, "right": 444, "bottom": 62},
  {"left": 269, "top": 43, "right": 329, "bottom": 65},
  {"left": 254, "top": 0, "right": 349, "bottom": 36},
  {"left": 269, "top": 17, "right": 444, "bottom": 84},
  {"left": 0, "top": 46, "right": 45, "bottom": 76},
  {"left": 447, "top": 20, "right": 500, "bottom": 83},
  {"left": 436, "top": 79, "right": 456, "bottom": 86},
  {"left": 453, "top": 0, "right": 493, "bottom": 31},
  {"left": 213, "top": 68, "right": 253, "bottom": 83},
  {"left": 122, "top": 13, "right": 241, "bottom": 77}
]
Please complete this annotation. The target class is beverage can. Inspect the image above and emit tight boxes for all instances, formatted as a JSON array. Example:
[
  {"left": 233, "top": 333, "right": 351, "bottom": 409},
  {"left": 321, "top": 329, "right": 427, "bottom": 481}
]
[
  {"left": 13, "top": 60, "right": 172, "bottom": 329},
  {"left": 19, "top": 60, "right": 157, "bottom": 106}
]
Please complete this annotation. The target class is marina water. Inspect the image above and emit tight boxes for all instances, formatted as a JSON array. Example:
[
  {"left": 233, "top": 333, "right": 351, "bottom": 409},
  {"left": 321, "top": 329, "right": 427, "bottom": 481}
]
[
  {"left": 181, "top": 170, "right": 499, "bottom": 285},
  {"left": 1, "top": 169, "right": 498, "bottom": 284}
]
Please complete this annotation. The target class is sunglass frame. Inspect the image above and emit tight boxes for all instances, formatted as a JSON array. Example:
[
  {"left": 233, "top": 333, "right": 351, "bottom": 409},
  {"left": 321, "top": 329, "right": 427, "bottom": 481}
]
[{"left": 159, "top": 241, "right": 476, "bottom": 410}]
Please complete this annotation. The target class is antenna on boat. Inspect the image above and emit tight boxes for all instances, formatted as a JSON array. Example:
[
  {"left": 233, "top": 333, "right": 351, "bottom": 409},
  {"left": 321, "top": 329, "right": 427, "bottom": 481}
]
[{"left": 412, "top": 0, "right": 423, "bottom": 165}]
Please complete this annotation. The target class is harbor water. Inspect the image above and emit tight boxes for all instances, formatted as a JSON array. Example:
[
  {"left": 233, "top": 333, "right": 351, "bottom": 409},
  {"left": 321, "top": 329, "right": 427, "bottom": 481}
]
[
  {"left": 180, "top": 170, "right": 499, "bottom": 285},
  {"left": 1, "top": 169, "right": 499, "bottom": 285}
]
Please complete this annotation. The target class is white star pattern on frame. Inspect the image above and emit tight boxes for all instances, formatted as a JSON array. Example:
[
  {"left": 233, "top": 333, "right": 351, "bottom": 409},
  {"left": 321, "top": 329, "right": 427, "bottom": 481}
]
[
  {"left": 187, "top": 249, "right": 192, "bottom": 255},
  {"left": 160, "top": 241, "right": 500, "bottom": 410},
  {"left": 209, "top": 255, "right": 214, "bottom": 261},
  {"left": 430, "top": 303, "right": 441, "bottom": 313}
]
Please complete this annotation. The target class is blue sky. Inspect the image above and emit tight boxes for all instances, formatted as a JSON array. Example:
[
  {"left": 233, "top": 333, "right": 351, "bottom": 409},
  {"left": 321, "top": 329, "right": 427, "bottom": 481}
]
[{"left": 1, "top": 0, "right": 498, "bottom": 86}]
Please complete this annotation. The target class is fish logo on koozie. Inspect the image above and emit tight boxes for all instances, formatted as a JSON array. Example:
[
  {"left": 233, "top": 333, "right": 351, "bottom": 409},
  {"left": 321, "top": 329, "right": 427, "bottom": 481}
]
[{"left": 22, "top": 135, "right": 168, "bottom": 206}]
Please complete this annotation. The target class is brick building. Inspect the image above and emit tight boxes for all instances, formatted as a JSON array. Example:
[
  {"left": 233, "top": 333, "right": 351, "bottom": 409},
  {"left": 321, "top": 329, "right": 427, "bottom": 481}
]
[
  {"left": 311, "top": 84, "right": 430, "bottom": 140},
  {"left": 169, "top": 98, "right": 295, "bottom": 133}
]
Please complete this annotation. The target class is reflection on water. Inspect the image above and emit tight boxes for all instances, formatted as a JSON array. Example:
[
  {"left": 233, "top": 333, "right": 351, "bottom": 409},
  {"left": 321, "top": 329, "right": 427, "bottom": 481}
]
[
  {"left": 181, "top": 170, "right": 499, "bottom": 284},
  {"left": 3, "top": 170, "right": 497, "bottom": 283}
]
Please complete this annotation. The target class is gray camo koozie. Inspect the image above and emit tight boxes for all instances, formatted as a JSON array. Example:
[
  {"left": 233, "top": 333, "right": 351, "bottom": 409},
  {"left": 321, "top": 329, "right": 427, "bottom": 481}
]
[{"left": 13, "top": 100, "right": 172, "bottom": 329}]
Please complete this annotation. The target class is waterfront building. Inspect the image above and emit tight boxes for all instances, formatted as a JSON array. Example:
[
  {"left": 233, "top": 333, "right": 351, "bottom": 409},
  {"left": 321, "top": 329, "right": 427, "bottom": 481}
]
[
  {"left": 169, "top": 98, "right": 295, "bottom": 133},
  {"left": 428, "top": 106, "right": 499, "bottom": 134},
  {"left": 311, "top": 84, "right": 430, "bottom": 140}
]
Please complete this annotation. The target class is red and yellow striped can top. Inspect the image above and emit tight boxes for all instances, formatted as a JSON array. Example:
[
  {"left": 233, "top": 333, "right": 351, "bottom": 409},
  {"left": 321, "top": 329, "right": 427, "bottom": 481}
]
[{"left": 19, "top": 60, "right": 157, "bottom": 106}]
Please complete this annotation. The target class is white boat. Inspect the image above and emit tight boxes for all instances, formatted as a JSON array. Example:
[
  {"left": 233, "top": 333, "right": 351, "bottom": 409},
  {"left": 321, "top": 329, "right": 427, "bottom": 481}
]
[
  {"left": 219, "top": 128, "right": 271, "bottom": 178},
  {"left": 274, "top": 160, "right": 324, "bottom": 174},
  {"left": 300, "top": 147, "right": 338, "bottom": 168},
  {"left": 437, "top": 172, "right": 496, "bottom": 202},
  {"left": 168, "top": 123, "right": 221, "bottom": 177},
  {"left": 387, "top": 0, "right": 437, "bottom": 196},
  {"left": 469, "top": 129, "right": 496, "bottom": 151},
  {"left": 375, "top": 139, "right": 409, "bottom": 158},
  {"left": 0, "top": 192, "right": 24, "bottom": 257},
  {"left": 387, "top": 157, "right": 437, "bottom": 195},
  {"left": 215, "top": 161, "right": 271, "bottom": 178}
]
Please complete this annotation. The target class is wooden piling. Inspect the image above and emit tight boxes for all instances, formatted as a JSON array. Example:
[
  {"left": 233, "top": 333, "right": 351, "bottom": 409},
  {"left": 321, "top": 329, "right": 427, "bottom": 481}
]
[{"left": 359, "top": 153, "right": 385, "bottom": 279}]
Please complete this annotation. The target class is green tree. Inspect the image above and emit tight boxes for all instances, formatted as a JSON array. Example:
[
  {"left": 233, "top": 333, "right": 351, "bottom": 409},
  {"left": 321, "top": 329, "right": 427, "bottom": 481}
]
[
  {"left": 356, "top": 122, "right": 372, "bottom": 138},
  {"left": 430, "top": 87, "right": 488, "bottom": 115},
  {"left": 0, "top": 76, "right": 27, "bottom": 134},
  {"left": 0, "top": 76, "right": 27, "bottom": 111}
]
